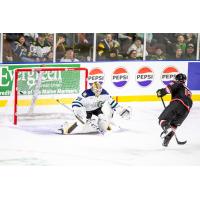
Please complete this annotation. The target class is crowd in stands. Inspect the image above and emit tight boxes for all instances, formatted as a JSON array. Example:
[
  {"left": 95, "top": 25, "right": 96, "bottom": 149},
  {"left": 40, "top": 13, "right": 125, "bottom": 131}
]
[
  {"left": 97, "top": 33, "right": 145, "bottom": 61},
  {"left": 1, "top": 33, "right": 199, "bottom": 63},
  {"left": 146, "top": 33, "right": 197, "bottom": 60},
  {"left": 56, "top": 33, "right": 93, "bottom": 62},
  {"left": 3, "top": 33, "right": 54, "bottom": 63}
]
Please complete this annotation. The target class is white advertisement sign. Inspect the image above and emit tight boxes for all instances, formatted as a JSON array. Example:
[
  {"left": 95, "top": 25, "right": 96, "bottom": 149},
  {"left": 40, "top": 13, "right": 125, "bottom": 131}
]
[{"left": 82, "top": 61, "right": 188, "bottom": 96}]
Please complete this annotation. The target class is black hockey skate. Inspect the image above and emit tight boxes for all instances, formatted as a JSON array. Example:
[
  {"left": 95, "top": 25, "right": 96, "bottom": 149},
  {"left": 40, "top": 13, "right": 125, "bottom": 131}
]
[
  {"left": 160, "top": 121, "right": 171, "bottom": 138},
  {"left": 162, "top": 131, "right": 175, "bottom": 147}
]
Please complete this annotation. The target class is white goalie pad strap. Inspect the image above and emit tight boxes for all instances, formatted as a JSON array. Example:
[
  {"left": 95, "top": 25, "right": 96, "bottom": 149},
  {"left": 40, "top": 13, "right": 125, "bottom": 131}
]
[{"left": 73, "top": 106, "right": 87, "bottom": 124}]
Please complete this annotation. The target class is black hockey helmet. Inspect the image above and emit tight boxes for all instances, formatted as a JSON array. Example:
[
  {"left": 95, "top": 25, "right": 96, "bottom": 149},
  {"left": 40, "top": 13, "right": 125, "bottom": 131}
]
[{"left": 175, "top": 73, "right": 187, "bottom": 83}]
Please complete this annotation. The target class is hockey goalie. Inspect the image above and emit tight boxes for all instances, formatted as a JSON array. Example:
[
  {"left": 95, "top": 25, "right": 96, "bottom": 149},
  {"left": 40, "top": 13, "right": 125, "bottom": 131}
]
[{"left": 58, "top": 81, "right": 132, "bottom": 134}]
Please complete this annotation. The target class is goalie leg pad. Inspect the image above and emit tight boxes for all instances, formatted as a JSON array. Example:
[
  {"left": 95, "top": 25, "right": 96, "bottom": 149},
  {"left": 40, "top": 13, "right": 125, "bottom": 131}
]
[
  {"left": 101, "top": 100, "right": 114, "bottom": 120},
  {"left": 98, "top": 114, "right": 109, "bottom": 132},
  {"left": 73, "top": 107, "right": 87, "bottom": 124}
]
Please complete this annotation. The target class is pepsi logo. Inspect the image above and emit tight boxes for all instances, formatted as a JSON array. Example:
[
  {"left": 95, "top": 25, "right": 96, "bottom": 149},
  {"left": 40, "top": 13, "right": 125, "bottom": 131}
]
[
  {"left": 136, "top": 67, "right": 154, "bottom": 87},
  {"left": 161, "top": 66, "right": 179, "bottom": 85},
  {"left": 88, "top": 68, "right": 104, "bottom": 86},
  {"left": 112, "top": 67, "right": 128, "bottom": 87}
]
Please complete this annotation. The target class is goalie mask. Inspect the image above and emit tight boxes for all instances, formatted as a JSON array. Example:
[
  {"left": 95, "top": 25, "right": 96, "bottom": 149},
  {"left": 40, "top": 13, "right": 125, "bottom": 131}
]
[{"left": 91, "top": 82, "right": 102, "bottom": 97}]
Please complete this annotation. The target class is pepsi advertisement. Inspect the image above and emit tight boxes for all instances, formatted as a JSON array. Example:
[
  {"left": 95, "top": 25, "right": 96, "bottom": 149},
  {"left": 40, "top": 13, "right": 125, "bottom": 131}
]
[{"left": 84, "top": 61, "right": 189, "bottom": 96}]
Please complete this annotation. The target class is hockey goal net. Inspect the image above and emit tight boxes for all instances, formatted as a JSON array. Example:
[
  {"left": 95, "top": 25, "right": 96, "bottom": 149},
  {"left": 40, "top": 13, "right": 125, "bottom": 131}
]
[{"left": 6, "top": 67, "right": 88, "bottom": 125}]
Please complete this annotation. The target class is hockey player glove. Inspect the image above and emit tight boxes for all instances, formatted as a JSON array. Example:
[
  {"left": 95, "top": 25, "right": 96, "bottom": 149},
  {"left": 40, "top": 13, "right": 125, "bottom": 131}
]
[{"left": 156, "top": 89, "right": 166, "bottom": 97}]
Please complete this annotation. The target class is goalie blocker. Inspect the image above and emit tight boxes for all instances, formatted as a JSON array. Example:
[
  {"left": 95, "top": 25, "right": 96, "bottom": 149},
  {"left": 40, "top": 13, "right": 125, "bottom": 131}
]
[{"left": 58, "top": 81, "right": 132, "bottom": 134}]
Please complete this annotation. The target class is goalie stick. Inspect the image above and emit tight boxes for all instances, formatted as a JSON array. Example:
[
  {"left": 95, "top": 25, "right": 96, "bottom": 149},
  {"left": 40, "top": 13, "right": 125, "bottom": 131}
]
[
  {"left": 160, "top": 97, "right": 187, "bottom": 145},
  {"left": 56, "top": 99, "right": 104, "bottom": 134}
]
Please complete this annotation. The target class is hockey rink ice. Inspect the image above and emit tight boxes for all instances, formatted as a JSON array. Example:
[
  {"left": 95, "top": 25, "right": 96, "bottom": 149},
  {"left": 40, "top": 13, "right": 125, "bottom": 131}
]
[{"left": 0, "top": 101, "right": 199, "bottom": 166}]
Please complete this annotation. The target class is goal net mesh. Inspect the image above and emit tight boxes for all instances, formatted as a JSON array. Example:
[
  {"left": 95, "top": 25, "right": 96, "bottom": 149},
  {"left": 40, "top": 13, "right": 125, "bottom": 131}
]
[{"left": 3, "top": 67, "right": 88, "bottom": 125}]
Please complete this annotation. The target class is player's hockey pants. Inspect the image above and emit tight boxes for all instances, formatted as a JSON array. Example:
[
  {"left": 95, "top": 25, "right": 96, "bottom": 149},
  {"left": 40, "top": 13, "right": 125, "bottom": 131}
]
[{"left": 158, "top": 100, "right": 189, "bottom": 128}]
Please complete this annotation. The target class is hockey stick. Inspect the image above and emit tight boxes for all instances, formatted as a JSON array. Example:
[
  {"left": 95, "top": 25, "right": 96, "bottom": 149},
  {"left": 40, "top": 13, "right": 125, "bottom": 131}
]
[
  {"left": 160, "top": 97, "right": 187, "bottom": 145},
  {"left": 56, "top": 99, "right": 104, "bottom": 134}
]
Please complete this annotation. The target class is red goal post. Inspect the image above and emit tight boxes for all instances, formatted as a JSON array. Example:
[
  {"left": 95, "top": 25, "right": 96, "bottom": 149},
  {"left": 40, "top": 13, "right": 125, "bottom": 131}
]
[{"left": 13, "top": 67, "right": 88, "bottom": 125}]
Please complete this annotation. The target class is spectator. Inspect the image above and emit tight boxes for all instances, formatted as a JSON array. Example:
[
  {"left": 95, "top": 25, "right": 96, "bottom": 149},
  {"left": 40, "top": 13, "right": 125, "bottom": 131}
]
[
  {"left": 30, "top": 33, "right": 53, "bottom": 62},
  {"left": 60, "top": 48, "right": 79, "bottom": 62},
  {"left": 107, "top": 48, "right": 123, "bottom": 61},
  {"left": 185, "top": 43, "right": 196, "bottom": 60},
  {"left": 56, "top": 34, "right": 68, "bottom": 61},
  {"left": 185, "top": 33, "right": 197, "bottom": 45},
  {"left": 169, "top": 47, "right": 185, "bottom": 60},
  {"left": 127, "top": 37, "right": 148, "bottom": 59},
  {"left": 46, "top": 51, "right": 54, "bottom": 62},
  {"left": 97, "top": 33, "right": 120, "bottom": 60},
  {"left": 175, "top": 34, "right": 186, "bottom": 55},
  {"left": 3, "top": 33, "right": 13, "bottom": 62},
  {"left": 127, "top": 49, "right": 142, "bottom": 60},
  {"left": 30, "top": 33, "right": 52, "bottom": 62},
  {"left": 118, "top": 33, "right": 136, "bottom": 56},
  {"left": 75, "top": 33, "right": 93, "bottom": 61},
  {"left": 12, "top": 35, "right": 34, "bottom": 62},
  {"left": 24, "top": 33, "right": 38, "bottom": 45},
  {"left": 150, "top": 33, "right": 175, "bottom": 57},
  {"left": 147, "top": 47, "right": 166, "bottom": 60},
  {"left": 45, "top": 34, "right": 54, "bottom": 47}
]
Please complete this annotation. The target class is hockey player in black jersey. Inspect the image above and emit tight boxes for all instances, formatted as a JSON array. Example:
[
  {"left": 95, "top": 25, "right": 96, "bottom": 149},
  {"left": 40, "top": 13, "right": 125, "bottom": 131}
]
[{"left": 156, "top": 73, "right": 193, "bottom": 147}]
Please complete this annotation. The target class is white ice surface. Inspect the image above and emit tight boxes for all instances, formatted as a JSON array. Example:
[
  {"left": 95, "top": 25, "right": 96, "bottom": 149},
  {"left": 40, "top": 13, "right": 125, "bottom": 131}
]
[{"left": 0, "top": 102, "right": 199, "bottom": 166}]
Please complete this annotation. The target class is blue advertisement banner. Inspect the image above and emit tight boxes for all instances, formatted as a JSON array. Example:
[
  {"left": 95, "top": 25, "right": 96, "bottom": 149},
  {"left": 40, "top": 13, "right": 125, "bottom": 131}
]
[{"left": 188, "top": 62, "right": 200, "bottom": 90}]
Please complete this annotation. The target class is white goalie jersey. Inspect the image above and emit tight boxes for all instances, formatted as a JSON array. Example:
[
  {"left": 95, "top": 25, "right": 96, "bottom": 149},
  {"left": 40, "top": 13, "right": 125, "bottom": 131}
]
[
  {"left": 59, "top": 85, "right": 132, "bottom": 134},
  {"left": 72, "top": 88, "right": 118, "bottom": 112}
]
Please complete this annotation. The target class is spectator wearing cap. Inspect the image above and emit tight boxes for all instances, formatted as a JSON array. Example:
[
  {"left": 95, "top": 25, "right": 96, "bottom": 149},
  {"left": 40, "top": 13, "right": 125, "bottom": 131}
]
[
  {"left": 127, "top": 37, "right": 148, "bottom": 60},
  {"left": 60, "top": 48, "right": 79, "bottom": 62},
  {"left": 185, "top": 43, "right": 196, "bottom": 60}
]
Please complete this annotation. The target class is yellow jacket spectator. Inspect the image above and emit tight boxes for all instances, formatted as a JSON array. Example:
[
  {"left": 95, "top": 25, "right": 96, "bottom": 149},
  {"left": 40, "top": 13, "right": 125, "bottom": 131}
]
[{"left": 97, "top": 34, "right": 120, "bottom": 60}]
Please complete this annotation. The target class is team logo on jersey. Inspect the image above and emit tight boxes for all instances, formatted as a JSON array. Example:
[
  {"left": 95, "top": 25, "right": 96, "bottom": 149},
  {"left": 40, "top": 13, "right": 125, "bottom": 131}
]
[
  {"left": 161, "top": 66, "right": 179, "bottom": 85},
  {"left": 88, "top": 68, "right": 104, "bottom": 86},
  {"left": 112, "top": 67, "right": 128, "bottom": 87},
  {"left": 136, "top": 67, "right": 154, "bottom": 87}
]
